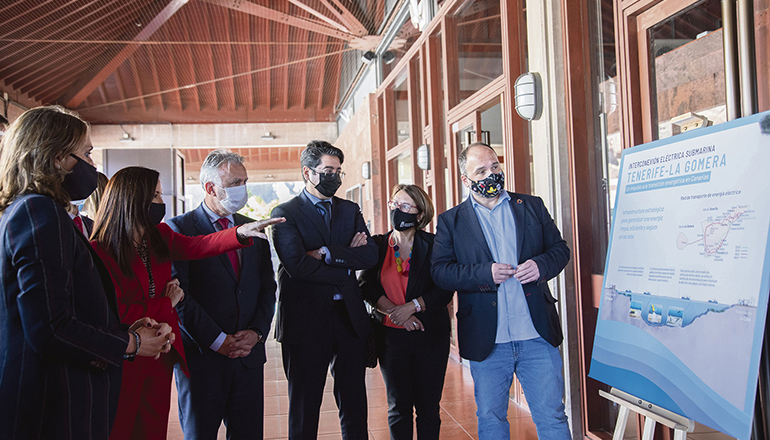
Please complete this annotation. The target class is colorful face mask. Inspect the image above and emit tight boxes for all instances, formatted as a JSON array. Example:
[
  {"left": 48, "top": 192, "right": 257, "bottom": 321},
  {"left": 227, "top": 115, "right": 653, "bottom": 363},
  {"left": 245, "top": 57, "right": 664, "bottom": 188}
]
[{"left": 469, "top": 171, "right": 505, "bottom": 198}]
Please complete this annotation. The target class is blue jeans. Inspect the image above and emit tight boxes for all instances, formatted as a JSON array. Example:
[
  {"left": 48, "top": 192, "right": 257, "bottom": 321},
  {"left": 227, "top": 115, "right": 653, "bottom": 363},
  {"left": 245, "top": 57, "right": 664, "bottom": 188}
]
[{"left": 469, "top": 338, "right": 571, "bottom": 440}]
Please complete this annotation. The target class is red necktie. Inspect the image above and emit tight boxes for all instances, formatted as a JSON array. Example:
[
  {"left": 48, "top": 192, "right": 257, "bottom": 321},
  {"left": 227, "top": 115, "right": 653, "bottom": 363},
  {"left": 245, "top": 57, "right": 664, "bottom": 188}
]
[
  {"left": 217, "top": 218, "right": 240, "bottom": 279},
  {"left": 72, "top": 216, "right": 85, "bottom": 236}
]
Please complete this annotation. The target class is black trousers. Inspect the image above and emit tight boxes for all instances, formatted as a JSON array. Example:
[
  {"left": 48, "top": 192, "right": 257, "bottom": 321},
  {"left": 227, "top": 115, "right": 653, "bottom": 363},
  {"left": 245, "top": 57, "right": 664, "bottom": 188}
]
[
  {"left": 378, "top": 328, "right": 450, "bottom": 440},
  {"left": 282, "top": 301, "right": 368, "bottom": 440}
]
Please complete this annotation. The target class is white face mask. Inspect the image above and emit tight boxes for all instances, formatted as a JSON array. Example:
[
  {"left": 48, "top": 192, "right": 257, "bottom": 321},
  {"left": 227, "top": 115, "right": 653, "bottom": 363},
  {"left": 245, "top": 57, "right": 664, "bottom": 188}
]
[{"left": 218, "top": 184, "right": 248, "bottom": 215}]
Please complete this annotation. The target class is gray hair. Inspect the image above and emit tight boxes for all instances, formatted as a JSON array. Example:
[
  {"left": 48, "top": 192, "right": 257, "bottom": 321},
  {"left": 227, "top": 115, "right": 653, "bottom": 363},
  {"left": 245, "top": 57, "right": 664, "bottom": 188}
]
[
  {"left": 199, "top": 149, "right": 245, "bottom": 187},
  {"left": 458, "top": 142, "right": 496, "bottom": 176}
]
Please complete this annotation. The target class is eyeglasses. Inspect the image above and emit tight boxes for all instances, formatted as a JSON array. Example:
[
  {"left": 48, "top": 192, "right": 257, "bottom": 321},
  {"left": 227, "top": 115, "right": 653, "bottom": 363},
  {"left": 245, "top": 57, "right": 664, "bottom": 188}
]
[
  {"left": 310, "top": 168, "right": 346, "bottom": 179},
  {"left": 387, "top": 200, "right": 417, "bottom": 213}
]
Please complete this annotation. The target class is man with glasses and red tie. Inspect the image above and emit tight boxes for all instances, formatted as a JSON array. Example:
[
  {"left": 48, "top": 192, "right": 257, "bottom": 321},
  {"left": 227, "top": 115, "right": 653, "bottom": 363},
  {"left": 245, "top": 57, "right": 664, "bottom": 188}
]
[{"left": 271, "top": 140, "right": 378, "bottom": 440}]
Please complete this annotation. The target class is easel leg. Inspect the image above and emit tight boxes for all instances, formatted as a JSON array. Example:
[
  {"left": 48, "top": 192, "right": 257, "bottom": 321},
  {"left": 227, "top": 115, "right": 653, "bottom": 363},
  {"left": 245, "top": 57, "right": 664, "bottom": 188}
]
[
  {"left": 613, "top": 406, "right": 631, "bottom": 440},
  {"left": 642, "top": 416, "right": 658, "bottom": 440}
]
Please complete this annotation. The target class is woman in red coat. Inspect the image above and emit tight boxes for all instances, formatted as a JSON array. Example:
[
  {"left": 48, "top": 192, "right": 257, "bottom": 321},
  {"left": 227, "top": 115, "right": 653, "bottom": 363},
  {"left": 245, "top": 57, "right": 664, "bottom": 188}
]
[{"left": 91, "top": 166, "right": 283, "bottom": 440}]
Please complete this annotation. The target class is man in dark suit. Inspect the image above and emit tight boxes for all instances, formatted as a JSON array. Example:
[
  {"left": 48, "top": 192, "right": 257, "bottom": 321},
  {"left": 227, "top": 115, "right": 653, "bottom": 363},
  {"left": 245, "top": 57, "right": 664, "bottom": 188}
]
[
  {"left": 271, "top": 140, "right": 378, "bottom": 440},
  {"left": 431, "top": 142, "right": 572, "bottom": 440},
  {"left": 168, "top": 149, "right": 277, "bottom": 440}
]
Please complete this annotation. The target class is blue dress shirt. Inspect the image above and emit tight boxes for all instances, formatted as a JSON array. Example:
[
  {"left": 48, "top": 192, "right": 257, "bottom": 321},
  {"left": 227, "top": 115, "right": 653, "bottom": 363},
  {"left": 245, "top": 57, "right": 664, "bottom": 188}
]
[{"left": 469, "top": 192, "right": 540, "bottom": 342}]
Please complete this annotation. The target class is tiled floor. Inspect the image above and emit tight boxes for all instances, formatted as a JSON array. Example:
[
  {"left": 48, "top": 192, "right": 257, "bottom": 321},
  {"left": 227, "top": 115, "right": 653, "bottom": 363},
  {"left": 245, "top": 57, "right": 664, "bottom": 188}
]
[{"left": 167, "top": 335, "right": 539, "bottom": 439}]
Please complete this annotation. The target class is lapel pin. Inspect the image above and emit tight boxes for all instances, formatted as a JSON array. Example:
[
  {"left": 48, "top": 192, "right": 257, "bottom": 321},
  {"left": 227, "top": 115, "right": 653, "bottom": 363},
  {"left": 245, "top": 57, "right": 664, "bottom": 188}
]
[{"left": 517, "top": 199, "right": 523, "bottom": 204}]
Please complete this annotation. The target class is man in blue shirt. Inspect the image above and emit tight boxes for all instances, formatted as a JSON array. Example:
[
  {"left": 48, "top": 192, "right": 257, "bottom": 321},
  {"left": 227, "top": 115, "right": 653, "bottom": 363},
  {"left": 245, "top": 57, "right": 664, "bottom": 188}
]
[{"left": 431, "top": 142, "right": 571, "bottom": 440}]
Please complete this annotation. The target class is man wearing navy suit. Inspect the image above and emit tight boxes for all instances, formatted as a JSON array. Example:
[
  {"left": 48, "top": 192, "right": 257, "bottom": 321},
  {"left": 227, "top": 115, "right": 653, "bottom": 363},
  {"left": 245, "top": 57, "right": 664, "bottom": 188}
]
[
  {"left": 168, "top": 149, "right": 277, "bottom": 440},
  {"left": 271, "top": 140, "right": 378, "bottom": 440},
  {"left": 431, "top": 142, "right": 572, "bottom": 440}
]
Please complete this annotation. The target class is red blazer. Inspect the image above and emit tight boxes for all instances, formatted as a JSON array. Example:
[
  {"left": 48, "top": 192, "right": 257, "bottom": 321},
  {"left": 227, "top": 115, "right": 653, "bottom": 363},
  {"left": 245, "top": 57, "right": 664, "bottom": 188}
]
[{"left": 92, "top": 223, "right": 248, "bottom": 375}]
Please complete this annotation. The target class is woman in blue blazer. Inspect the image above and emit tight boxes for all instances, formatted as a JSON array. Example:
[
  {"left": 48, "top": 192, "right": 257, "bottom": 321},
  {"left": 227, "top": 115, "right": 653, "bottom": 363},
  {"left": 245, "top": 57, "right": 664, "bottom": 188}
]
[
  {"left": 0, "top": 106, "right": 174, "bottom": 440},
  {"left": 359, "top": 184, "right": 454, "bottom": 440}
]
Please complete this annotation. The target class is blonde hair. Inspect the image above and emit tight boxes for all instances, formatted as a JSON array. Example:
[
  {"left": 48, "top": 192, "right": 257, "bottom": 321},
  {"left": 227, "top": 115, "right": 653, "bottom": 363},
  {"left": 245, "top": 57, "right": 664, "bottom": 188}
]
[
  {"left": 82, "top": 172, "right": 109, "bottom": 218},
  {"left": 0, "top": 106, "right": 89, "bottom": 212},
  {"left": 390, "top": 184, "right": 435, "bottom": 229}
]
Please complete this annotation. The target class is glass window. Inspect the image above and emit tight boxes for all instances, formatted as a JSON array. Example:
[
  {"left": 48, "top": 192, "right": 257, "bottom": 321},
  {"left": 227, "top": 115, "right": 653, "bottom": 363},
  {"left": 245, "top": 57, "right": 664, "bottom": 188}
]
[
  {"left": 648, "top": 0, "right": 725, "bottom": 140},
  {"left": 394, "top": 70, "right": 410, "bottom": 144},
  {"left": 454, "top": 0, "right": 504, "bottom": 104},
  {"left": 396, "top": 152, "right": 413, "bottom": 184},
  {"left": 383, "top": 16, "right": 421, "bottom": 81}
]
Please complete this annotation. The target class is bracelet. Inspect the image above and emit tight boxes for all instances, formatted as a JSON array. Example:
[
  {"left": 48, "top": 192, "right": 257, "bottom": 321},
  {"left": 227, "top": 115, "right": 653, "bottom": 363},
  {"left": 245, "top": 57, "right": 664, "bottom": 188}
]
[
  {"left": 124, "top": 331, "right": 140, "bottom": 361},
  {"left": 412, "top": 298, "right": 421, "bottom": 313}
]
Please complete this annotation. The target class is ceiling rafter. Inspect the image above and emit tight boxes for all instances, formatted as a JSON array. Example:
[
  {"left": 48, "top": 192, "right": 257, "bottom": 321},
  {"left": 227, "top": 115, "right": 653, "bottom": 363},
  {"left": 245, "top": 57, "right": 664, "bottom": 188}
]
[
  {"left": 198, "top": 0, "right": 354, "bottom": 41},
  {"left": 231, "top": 10, "right": 252, "bottom": 111},
  {"left": 203, "top": 7, "right": 234, "bottom": 111},
  {"left": 147, "top": 46, "right": 167, "bottom": 110},
  {"left": 286, "top": 0, "right": 349, "bottom": 33},
  {"left": 289, "top": 17, "right": 310, "bottom": 110},
  {"left": 184, "top": 5, "right": 217, "bottom": 111},
  {"left": 1, "top": 0, "right": 80, "bottom": 39},
  {"left": 129, "top": 54, "right": 148, "bottom": 112},
  {"left": 0, "top": 0, "right": 54, "bottom": 26},
  {"left": 113, "top": 67, "right": 130, "bottom": 112},
  {"left": 58, "top": 0, "right": 188, "bottom": 108},
  {"left": 177, "top": 12, "right": 204, "bottom": 112},
  {"left": 323, "top": 0, "right": 368, "bottom": 35},
  {"left": 318, "top": 35, "right": 329, "bottom": 109},
  {"left": 0, "top": 0, "right": 145, "bottom": 80},
  {"left": 154, "top": 26, "right": 184, "bottom": 110}
]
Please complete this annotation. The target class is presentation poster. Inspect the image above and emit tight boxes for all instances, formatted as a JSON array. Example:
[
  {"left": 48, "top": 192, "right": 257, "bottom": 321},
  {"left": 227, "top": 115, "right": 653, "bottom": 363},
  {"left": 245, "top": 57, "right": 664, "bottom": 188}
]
[{"left": 589, "top": 111, "right": 770, "bottom": 439}]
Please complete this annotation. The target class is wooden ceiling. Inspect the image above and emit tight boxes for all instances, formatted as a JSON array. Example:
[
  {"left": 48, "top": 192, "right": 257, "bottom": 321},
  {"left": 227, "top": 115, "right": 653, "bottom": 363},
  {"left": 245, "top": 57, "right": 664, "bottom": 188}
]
[
  {"left": 0, "top": 0, "right": 385, "bottom": 124},
  {"left": 181, "top": 146, "right": 304, "bottom": 182}
]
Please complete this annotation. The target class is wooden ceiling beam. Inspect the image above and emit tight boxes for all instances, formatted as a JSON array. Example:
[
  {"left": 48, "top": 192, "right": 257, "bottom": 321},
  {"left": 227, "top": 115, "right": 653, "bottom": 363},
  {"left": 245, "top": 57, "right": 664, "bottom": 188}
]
[
  {"left": 204, "top": 7, "right": 234, "bottom": 111},
  {"left": 129, "top": 55, "right": 149, "bottom": 112},
  {"left": 147, "top": 46, "right": 168, "bottom": 111},
  {"left": 0, "top": 0, "right": 144, "bottom": 82},
  {"left": 317, "top": 0, "right": 368, "bottom": 36},
  {"left": 318, "top": 35, "right": 329, "bottom": 109},
  {"left": 178, "top": 13, "right": 204, "bottom": 112},
  {"left": 286, "top": 0, "right": 350, "bottom": 33},
  {"left": 231, "top": 10, "right": 252, "bottom": 111},
  {"left": 154, "top": 27, "right": 184, "bottom": 110},
  {"left": 198, "top": 0, "right": 354, "bottom": 41},
  {"left": 58, "top": 0, "right": 188, "bottom": 109}
]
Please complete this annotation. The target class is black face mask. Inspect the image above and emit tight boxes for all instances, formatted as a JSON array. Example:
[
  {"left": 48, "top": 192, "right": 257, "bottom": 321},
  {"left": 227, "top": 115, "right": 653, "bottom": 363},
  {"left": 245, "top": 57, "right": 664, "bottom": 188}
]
[
  {"left": 314, "top": 172, "right": 342, "bottom": 198},
  {"left": 149, "top": 202, "right": 166, "bottom": 225},
  {"left": 61, "top": 154, "right": 98, "bottom": 201},
  {"left": 390, "top": 209, "right": 418, "bottom": 231}
]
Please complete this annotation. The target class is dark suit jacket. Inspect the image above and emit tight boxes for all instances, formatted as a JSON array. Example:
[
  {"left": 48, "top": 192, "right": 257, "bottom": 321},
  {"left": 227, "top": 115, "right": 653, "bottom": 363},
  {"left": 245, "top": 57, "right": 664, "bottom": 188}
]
[
  {"left": 431, "top": 192, "right": 570, "bottom": 362},
  {"left": 271, "top": 191, "right": 378, "bottom": 344},
  {"left": 359, "top": 230, "right": 453, "bottom": 346},
  {"left": 0, "top": 194, "right": 128, "bottom": 440},
  {"left": 167, "top": 204, "right": 277, "bottom": 368}
]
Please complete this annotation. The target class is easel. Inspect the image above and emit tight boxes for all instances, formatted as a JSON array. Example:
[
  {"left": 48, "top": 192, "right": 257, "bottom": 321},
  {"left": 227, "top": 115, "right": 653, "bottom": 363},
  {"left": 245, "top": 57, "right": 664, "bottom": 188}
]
[{"left": 600, "top": 388, "right": 695, "bottom": 440}]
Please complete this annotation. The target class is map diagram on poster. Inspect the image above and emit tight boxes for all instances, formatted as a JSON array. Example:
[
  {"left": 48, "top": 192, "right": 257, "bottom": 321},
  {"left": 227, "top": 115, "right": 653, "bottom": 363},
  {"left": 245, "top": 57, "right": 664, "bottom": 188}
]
[{"left": 590, "top": 111, "right": 770, "bottom": 440}]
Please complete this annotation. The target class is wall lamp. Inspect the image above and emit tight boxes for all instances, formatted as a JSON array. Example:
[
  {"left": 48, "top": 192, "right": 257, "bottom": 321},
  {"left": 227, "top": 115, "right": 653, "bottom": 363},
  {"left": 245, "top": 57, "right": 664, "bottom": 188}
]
[
  {"left": 417, "top": 145, "right": 430, "bottom": 170},
  {"left": 513, "top": 72, "right": 543, "bottom": 121}
]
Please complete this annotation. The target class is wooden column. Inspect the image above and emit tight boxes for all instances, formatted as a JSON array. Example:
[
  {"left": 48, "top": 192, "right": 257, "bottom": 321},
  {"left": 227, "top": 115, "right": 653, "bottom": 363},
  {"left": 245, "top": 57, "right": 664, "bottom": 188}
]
[{"left": 500, "top": 0, "right": 531, "bottom": 193}]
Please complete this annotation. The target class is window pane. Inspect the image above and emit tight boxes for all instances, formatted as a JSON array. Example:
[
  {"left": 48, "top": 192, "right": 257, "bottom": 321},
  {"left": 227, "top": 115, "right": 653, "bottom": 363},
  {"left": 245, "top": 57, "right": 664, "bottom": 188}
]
[
  {"left": 455, "top": 0, "right": 504, "bottom": 103},
  {"left": 383, "top": 17, "right": 421, "bottom": 81},
  {"left": 394, "top": 70, "right": 410, "bottom": 144},
  {"left": 396, "top": 153, "right": 413, "bottom": 184},
  {"left": 649, "top": 0, "right": 725, "bottom": 140}
]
